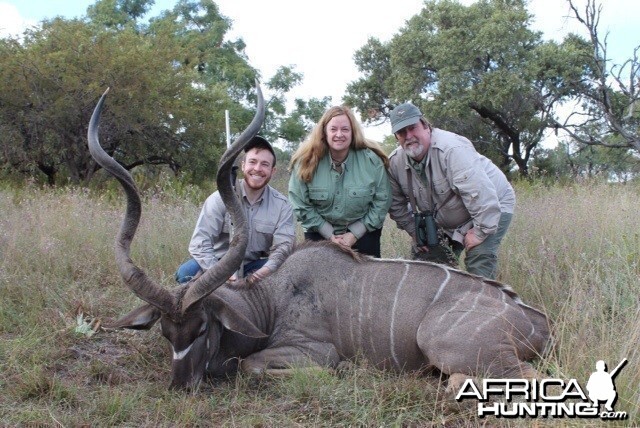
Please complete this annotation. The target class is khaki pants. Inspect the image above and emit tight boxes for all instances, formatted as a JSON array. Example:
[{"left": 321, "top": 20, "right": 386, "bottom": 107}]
[{"left": 412, "top": 212, "right": 512, "bottom": 280}]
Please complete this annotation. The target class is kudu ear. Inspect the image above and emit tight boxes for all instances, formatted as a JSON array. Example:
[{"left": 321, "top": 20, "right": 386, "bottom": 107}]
[
  {"left": 106, "top": 303, "right": 162, "bottom": 330},
  {"left": 211, "top": 296, "right": 267, "bottom": 339}
]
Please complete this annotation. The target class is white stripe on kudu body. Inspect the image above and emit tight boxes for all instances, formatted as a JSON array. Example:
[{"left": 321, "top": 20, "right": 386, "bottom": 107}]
[
  {"left": 447, "top": 289, "right": 478, "bottom": 330},
  {"left": 431, "top": 265, "right": 451, "bottom": 304},
  {"left": 390, "top": 263, "right": 411, "bottom": 369},
  {"left": 365, "top": 270, "right": 378, "bottom": 357},
  {"left": 358, "top": 266, "right": 381, "bottom": 353}
]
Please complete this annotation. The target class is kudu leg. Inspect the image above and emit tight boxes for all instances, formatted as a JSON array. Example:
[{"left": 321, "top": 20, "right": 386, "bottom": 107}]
[
  {"left": 445, "top": 363, "right": 540, "bottom": 396},
  {"left": 240, "top": 343, "right": 340, "bottom": 374},
  {"left": 415, "top": 308, "right": 541, "bottom": 395},
  {"left": 446, "top": 373, "right": 472, "bottom": 395}
]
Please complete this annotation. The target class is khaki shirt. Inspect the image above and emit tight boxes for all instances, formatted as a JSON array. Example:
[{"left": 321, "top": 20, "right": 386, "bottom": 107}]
[
  {"left": 388, "top": 128, "right": 515, "bottom": 241},
  {"left": 288, "top": 149, "right": 392, "bottom": 239},
  {"left": 188, "top": 180, "right": 295, "bottom": 273}
]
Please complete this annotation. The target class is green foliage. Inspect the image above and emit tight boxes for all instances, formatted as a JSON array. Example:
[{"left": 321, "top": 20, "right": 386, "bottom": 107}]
[
  {"left": 0, "top": 0, "right": 313, "bottom": 186},
  {"left": 87, "top": 0, "right": 155, "bottom": 28},
  {"left": 261, "top": 65, "right": 322, "bottom": 149},
  {"left": 0, "top": 3, "right": 239, "bottom": 185},
  {"left": 532, "top": 141, "right": 640, "bottom": 182},
  {"left": 275, "top": 96, "right": 331, "bottom": 153},
  {"left": 345, "top": 0, "right": 595, "bottom": 176},
  {"left": 380, "top": 134, "right": 400, "bottom": 156}
]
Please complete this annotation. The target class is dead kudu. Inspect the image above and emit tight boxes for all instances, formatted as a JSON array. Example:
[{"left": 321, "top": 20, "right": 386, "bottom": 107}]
[{"left": 88, "top": 86, "right": 550, "bottom": 392}]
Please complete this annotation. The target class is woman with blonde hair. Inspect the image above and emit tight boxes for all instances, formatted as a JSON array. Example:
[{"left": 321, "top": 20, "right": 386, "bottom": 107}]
[{"left": 288, "top": 106, "right": 391, "bottom": 257}]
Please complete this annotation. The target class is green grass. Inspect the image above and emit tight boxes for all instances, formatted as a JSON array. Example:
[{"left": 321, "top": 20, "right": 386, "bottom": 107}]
[{"left": 0, "top": 179, "right": 638, "bottom": 426}]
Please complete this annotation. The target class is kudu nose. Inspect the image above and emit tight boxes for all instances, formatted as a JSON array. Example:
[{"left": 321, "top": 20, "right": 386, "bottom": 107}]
[{"left": 169, "top": 377, "right": 201, "bottom": 392}]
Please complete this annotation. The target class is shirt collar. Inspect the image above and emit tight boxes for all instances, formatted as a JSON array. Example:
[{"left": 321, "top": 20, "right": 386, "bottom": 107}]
[
  {"left": 405, "top": 147, "right": 429, "bottom": 171},
  {"left": 329, "top": 150, "right": 351, "bottom": 171}
]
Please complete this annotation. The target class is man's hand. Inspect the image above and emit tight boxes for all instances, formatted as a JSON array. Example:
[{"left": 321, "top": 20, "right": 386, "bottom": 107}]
[
  {"left": 464, "top": 227, "right": 483, "bottom": 251},
  {"left": 227, "top": 273, "right": 239, "bottom": 284},
  {"left": 251, "top": 266, "right": 272, "bottom": 281},
  {"left": 412, "top": 235, "right": 429, "bottom": 253},
  {"left": 246, "top": 266, "right": 272, "bottom": 285}
]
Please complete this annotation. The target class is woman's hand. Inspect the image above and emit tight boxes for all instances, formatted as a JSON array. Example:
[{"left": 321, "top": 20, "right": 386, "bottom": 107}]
[{"left": 333, "top": 232, "right": 357, "bottom": 248}]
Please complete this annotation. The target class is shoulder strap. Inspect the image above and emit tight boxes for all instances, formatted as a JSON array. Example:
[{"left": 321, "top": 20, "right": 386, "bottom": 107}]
[
  {"left": 406, "top": 167, "right": 420, "bottom": 214},
  {"left": 406, "top": 156, "right": 456, "bottom": 217},
  {"left": 406, "top": 151, "right": 435, "bottom": 214}
]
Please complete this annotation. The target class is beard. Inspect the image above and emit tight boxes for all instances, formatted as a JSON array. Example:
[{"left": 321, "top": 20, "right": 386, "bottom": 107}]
[
  {"left": 403, "top": 140, "right": 425, "bottom": 159},
  {"left": 243, "top": 172, "right": 271, "bottom": 190}
]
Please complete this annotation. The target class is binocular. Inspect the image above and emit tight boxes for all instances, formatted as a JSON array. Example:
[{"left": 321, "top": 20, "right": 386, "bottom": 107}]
[{"left": 415, "top": 211, "right": 439, "bottom": 247}]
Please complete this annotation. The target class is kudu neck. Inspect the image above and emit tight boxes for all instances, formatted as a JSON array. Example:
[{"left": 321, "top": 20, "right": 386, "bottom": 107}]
[{"left": 217, "top": 281, "right": 276, "bottom": 335}]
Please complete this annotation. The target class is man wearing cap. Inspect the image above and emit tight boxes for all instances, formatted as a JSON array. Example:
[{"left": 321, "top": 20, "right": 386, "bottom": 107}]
[
  {"left": 387, "top": 103, "right": 515, "bottom": 280},
  {"left": 175, "top": 136, "right": 296, "bottom": 284}
]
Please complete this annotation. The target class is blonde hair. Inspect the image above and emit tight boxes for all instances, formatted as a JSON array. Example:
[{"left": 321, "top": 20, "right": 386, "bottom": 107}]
[{"left": 289, "top": 106, "right": 389, "bottom": 182}]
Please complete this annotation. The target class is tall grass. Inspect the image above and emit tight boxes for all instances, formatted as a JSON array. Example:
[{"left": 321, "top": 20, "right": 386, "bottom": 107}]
[{"left": 0, "top": 179, "right": 638, "bottom": 426}]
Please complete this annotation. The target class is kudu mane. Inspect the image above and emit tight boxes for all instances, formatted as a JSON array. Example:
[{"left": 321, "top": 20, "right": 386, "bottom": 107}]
[
  {"left": 372, "top": 255, "right": 542, "bottom": 315},
  {"left": 294, "top": 240, "right": 369, "bottom": 262},
  {"left": 291, "top": 241, "right": 544, "bottom": 317}
]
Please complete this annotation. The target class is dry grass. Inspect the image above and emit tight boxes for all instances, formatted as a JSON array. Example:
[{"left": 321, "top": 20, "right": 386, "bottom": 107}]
[{"left": 0, "top": 179, "right": 638, "bottom": 426}]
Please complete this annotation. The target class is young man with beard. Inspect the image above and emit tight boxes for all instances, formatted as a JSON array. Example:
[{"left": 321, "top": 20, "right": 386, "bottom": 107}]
[
  {"left": 175, "top": 136, "right": 295, "bottom": 284},
  {"left": 387, "top": 103, "right": 515, "bottom": 280}
]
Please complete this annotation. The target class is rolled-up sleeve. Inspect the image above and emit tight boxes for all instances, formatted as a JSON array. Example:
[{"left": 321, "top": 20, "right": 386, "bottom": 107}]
[{"left": 264, "top": 201, "right": 295, "bottom": 272}]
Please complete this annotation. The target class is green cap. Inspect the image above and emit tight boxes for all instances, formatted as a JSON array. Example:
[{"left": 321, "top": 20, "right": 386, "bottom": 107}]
[{"left": 390, "top": 103, "right": 423, "bottom": 134}]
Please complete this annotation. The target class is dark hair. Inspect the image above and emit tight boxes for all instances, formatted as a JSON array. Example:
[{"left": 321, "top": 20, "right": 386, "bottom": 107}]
[{"left": 244, "top": 136, "right": 276, "bottom": 166}]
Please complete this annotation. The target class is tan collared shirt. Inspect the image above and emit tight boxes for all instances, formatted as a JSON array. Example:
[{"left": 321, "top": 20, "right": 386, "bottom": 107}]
[
  {"left": 388, "top": 128, "right": 515, "bottom": 241},
  {"left": 188, "top": 180, "right": 295, "bottom": 274}
]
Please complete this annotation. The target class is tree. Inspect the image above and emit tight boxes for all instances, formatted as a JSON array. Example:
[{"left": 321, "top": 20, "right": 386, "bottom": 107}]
[
  {"left": 256, "top": 65, "right": 327, "bottom": 151},
  {"left": 0, "top": 0, "right": 311, "bottom": 185},
  {"left": 552, "top": 0, "right": 640, "bottom": 155},
  {"left": 344, "top": 0, "right": 594, "bottom": 176},
  {"left": 532, "top": 141, "right": 640, "bottom": 182},
  {"left": 275, "top": 96, "right": 331, "bottom": 154}
]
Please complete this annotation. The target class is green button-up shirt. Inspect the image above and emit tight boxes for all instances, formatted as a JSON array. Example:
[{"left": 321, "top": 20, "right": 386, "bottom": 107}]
[{"left": 288, "top": 149, "right": 392, "bottom": 239}]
